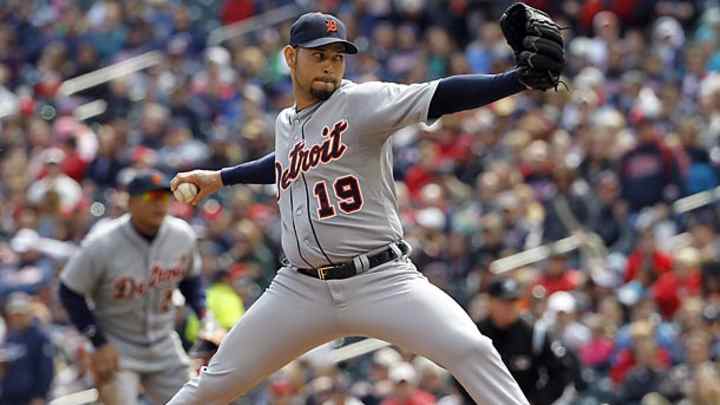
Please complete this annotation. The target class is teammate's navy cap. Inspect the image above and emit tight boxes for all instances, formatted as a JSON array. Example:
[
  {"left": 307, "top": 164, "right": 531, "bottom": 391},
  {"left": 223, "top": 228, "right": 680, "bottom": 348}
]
[
  {"left": 290, "top": 12, "right": 358, "bottom": 54},
  {"left": 488, "top": 278, "right": 521, "bottom": 300},
  {"left": 127, "top": 170, "right": 171, "bottom": 196}
]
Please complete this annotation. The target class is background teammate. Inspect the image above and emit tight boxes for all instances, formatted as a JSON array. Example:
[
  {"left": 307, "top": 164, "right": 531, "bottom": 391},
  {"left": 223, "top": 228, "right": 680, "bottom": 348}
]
[{"left": 58, "top": 170, "right": 207, "bottom": 405}]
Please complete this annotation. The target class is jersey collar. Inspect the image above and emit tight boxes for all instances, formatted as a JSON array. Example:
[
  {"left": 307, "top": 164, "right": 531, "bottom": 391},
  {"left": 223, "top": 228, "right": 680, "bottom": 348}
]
[
  {"left": 290, "top": 81, "right": 351, "bottom": 122},
  {"left": 120, "top": 214, "right": 169, "bottom": 248},
  {"left": 290, "top": 100, "right": 325, "bottom": 123}
]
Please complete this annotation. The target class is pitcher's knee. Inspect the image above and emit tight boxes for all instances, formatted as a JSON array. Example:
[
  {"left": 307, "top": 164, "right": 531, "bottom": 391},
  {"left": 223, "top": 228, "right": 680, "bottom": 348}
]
[{"left": 169, "top": 369, "right": 250, "bottom": 404}]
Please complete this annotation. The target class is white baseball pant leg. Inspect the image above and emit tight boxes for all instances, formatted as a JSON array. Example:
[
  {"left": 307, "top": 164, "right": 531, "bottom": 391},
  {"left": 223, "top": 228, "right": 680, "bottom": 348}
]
[
  {"left": 337, "top": 260, "right": 530, "bottom": 405},
  {"left": 167, "top": 261, "right": 529, "bottom": 405},
  {"left": 166, "top": 267, "right": 343, "bottom": 404}
]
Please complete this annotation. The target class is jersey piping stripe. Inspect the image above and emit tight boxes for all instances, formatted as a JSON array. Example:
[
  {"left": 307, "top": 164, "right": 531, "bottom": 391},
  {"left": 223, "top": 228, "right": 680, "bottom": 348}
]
[
  {"left": 300, "top": 116, "right": 335, "bottom": 266},
  {"left": 288, "top": 181, "right": 314, "bottom": 268},
  {"left": 301, "top": 172, "right": 335, "bottom": 266}
]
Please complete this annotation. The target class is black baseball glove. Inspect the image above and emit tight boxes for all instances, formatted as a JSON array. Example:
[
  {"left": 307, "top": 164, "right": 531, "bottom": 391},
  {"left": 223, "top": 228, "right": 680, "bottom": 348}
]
[
  {"left": 500, "top": 2, "right": 565, "bottom": 91},
  {"left": 189, "top": 318, "right": 226, "bottom": 369},
  {"left": 189, "top": 330, "right": 224, "bottom": 359}
]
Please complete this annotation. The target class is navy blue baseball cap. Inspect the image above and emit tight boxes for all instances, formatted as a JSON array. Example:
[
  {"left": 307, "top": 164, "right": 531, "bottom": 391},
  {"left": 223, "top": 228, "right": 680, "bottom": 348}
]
[
  {"left": 126, "top": 170, "right": 171, "bottom": 196},
  {"left": 290, "top": 12, "right": 358, "bottom": 54},
  {"left": 488, "top": 278, "right": 521, "bottom": 300}
]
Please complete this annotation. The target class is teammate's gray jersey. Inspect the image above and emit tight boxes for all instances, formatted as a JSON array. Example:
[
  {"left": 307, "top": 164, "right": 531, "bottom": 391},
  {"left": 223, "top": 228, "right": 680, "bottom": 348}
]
[
  {"left": 60, "top": 214, "right": 201, "bottom": 370},
  {"left": 274, "top": 79, "right": 438, "bottom": 268}
]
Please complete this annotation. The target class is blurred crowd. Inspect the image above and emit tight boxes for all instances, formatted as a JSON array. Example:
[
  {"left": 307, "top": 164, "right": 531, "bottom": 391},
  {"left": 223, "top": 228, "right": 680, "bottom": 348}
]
[{"left": 3, "top": 0, "right": 720, "bottom": 404}]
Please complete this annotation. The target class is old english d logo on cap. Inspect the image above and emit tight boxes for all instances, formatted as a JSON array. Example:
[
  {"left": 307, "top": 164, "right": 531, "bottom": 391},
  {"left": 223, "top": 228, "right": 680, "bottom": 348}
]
[
  {"left": 325, "top": 18, "right": 338, "bottom": 32},
  {"left": 289, "top": 12, "right": 358, "bottom": 54}
]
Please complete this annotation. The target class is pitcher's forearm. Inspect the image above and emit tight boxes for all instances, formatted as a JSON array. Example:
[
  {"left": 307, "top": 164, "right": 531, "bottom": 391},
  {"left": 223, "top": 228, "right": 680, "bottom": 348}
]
[{"left": 220, "top": 152, "right": 276, "bottom": 186}]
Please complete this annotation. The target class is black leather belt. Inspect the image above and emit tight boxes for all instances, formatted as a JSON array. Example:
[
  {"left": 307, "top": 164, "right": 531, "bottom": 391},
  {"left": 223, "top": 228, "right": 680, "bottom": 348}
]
[{"left": 297, "top": 241, "right": 409, "bottom": 280}]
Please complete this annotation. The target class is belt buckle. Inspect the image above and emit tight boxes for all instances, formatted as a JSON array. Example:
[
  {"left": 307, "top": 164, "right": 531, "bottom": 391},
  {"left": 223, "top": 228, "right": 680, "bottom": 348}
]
[{"left": 317, "top": 265, "right": 333, "bottom": 280}]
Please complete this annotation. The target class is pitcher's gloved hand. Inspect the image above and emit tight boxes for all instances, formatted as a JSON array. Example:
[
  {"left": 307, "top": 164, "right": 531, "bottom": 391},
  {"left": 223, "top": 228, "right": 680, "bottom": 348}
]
[{"left": 500, "top": 2, "right": 566, "bottom": 91}]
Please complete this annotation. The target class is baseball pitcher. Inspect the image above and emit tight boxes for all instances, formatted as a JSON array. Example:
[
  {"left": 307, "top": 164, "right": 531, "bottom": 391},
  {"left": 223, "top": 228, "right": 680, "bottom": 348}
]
[
  {"left": 58, "top": 170, "right": 208, "bottom": 405},
  {"left": 168, "top": 4, "right": 564, "bottom": 405}
]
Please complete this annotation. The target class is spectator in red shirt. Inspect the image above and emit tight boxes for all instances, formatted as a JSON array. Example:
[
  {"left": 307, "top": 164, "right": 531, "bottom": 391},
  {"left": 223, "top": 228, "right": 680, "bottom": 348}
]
[
  {"left": 404, "top": 142, "right": 441, "bottom": 199},
  {"left": 221, "top": 0, "right": 255, "bottom": 25},
  {"left": 624, "top": 229, "right": 673, "bottom": 284},
  {"left": 534, "top": 253, "right": 581, "bottom": 296},
  {"left": 381, "top": 362, "right": 436, "bottom": 405},
  {"left": 653, "top": 247, "right": 702, "bottom": 319},
  {"left": 579, "top": 314, "right": 615, "bottom": 372},
  {"left": 430, "top": 117, "right": 474, "bottom": 168},
  {"left": 60, "top": 137, "right": 89, "bottom": 182}
]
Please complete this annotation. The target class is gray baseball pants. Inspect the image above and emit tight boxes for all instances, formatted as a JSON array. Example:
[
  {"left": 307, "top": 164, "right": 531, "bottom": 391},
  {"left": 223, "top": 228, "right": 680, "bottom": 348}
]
[
  {"left": 166, "top": 258, "right": 529, "bottom": 405},
  {"left": 98, "top": 365, "right": 189, "bottom": 405}
]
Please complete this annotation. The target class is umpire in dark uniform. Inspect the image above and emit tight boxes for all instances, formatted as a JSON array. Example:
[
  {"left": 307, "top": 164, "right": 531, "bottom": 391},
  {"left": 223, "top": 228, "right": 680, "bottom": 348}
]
[{"left": 476, "top": 278, "right": 574, "bottom": 405}]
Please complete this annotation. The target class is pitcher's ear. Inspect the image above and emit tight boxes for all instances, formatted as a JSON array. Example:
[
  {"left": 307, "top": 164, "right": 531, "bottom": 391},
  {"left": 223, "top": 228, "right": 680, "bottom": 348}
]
[{"left": 283, "top": 45, "right": 296, "bottom": 66}]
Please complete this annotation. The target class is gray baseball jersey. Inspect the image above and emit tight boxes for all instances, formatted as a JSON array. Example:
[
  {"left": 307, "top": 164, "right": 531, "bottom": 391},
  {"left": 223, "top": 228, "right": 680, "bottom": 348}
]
[
  {"left": 275, "top": 79, "right": 438, "bottom": 268},
  {"left": 61, "top": 213, "right": 200, "bottom": 372},
  {"left": 168, "top": 79, "right": 530, "bottom": 405}
]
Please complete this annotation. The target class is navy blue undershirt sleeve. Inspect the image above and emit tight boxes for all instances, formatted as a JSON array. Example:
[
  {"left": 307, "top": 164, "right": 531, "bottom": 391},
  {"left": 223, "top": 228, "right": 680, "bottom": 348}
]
[
  {"left": 220, "top": 152, "right": 276, "bottom": 186},
  {"left": 178, "top": 275, "right": 206, "bottom": 319},
  {"left": 58, "top": 282, "right": 108, "bottom": 347},
  {"left": 428, "top": 70, "right": 526, "bottom": 120}
]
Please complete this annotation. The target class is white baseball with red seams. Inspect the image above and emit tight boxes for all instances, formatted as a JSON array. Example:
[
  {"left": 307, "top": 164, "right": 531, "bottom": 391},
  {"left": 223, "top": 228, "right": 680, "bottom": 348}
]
[
  {"left": 174, "top": 182, "right": 198, "bottom": 204},
  {"left": 167, "top": 78, "right": 530, "bottom": 405}
]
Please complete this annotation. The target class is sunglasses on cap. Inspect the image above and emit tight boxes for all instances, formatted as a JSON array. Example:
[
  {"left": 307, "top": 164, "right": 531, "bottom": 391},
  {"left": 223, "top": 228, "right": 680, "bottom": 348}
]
[{"left": 139, "top": 190, "right": 170, "bottom": 202}]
